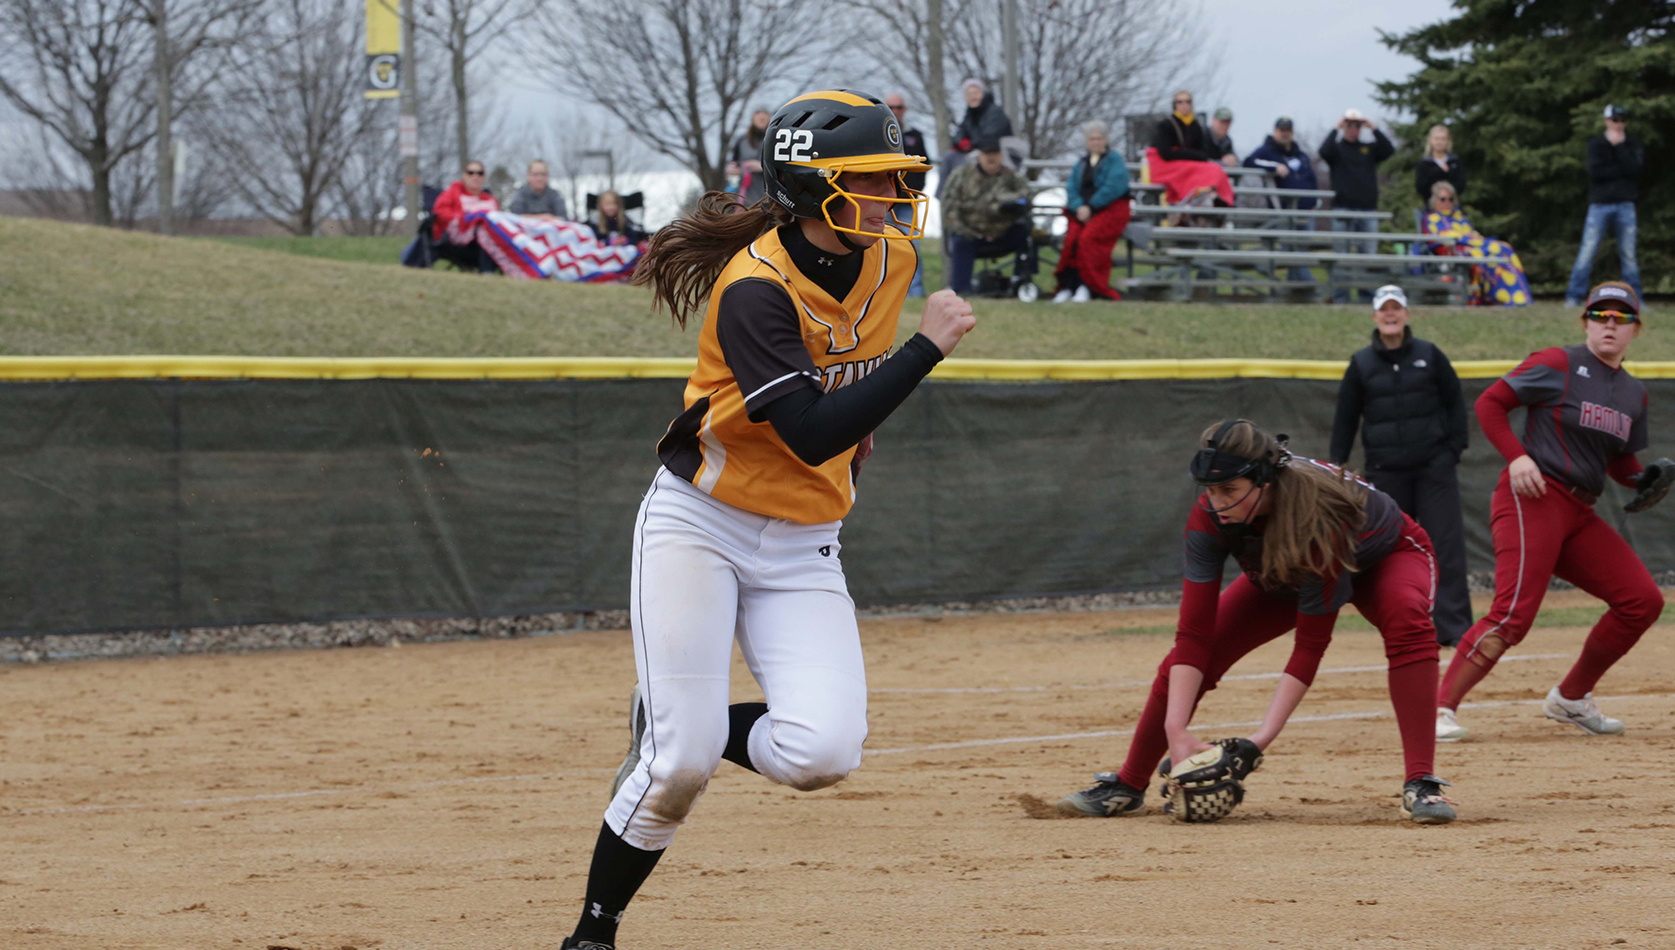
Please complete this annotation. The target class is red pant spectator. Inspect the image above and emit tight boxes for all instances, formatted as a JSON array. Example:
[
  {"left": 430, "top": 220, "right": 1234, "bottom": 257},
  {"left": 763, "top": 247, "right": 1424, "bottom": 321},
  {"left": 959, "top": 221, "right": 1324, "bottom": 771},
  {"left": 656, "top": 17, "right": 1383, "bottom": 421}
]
[{"left": 1055, "top": 199, "right": 1131, "bottom": 300}]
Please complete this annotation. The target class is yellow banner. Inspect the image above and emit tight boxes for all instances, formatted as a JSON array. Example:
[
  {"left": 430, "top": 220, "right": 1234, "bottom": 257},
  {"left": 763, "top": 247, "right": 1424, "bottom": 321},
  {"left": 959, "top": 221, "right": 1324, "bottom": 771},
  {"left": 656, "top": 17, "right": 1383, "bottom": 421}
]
[
  {"left": 1, "top": 356, "right": 1674, "bottom": 382},
  {"left": 364, "top": 0, "right": 401, "bottom": 99}
]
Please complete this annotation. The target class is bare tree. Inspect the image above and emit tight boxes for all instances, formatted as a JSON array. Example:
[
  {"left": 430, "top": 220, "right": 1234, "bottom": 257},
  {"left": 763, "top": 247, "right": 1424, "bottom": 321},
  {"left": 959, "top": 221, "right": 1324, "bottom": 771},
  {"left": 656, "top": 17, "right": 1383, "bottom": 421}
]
[
  {"left": 0, "top": 0, "right": 155, "bottom": 226},
  {"left": 334, "top": 109, "right": 404, "bottom": 236},
  {"left": 409, "top": 0, "right": 534, "bottom": 171},
  {"left": 190, "top": 0, "right": 375, "bottom": 235},
  {"left": 527, "top": 0, "right": 822, "bottom": 192},
  {"left": 144, "top": 0, "right": 256, "bottom": 235},
  {"left": 838, "top": 0, "right": 978, "bottom": 155},
  {"left": 945, "top": 0, "right": 1220, "bottom": 162}
]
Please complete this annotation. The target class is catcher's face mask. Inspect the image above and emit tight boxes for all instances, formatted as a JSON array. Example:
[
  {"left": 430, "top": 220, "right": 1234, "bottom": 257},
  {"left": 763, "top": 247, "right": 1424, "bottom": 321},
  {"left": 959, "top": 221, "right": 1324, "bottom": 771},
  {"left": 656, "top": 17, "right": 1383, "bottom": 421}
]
[{"left": 1190, "top": 421, "right": 1289, "bottom": 517}]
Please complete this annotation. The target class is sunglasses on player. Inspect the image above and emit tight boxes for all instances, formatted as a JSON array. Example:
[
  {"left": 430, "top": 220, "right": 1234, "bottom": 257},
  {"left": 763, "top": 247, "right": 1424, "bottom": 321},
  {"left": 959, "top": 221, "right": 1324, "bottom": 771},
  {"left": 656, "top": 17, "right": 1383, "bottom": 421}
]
[{"left": 1585, "top": 308, "right": 1639, "bottom": 325}]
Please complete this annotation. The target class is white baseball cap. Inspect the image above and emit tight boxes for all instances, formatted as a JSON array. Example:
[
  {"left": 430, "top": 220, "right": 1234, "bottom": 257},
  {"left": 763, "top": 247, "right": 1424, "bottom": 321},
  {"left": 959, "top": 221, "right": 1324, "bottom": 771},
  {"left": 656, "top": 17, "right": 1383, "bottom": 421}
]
[
  {"left": 1343, "top": 108, "right": 1367, "bottom": 121},
  {"left": 1373, "top": 285, "right": 1408, "bottom": 310}
]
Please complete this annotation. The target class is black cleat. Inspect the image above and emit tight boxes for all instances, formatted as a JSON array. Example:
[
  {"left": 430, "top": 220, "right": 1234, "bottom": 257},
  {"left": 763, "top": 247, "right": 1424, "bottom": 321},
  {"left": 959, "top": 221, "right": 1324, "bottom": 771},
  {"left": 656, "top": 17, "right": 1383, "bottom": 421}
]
[
  {"left": 1401, "top": 774, "right": 1457, "bottom": 825},
  {"left": 561, "top": 938, "right": 613, "bottom": 950},
  {"left": 1057, "top": 772, "right": 1146, "bottom": 817}
]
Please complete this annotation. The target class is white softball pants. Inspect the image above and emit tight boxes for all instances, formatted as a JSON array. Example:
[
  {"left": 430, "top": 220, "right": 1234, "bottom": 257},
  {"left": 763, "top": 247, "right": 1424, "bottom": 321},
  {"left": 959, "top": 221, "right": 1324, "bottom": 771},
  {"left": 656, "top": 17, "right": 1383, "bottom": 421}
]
[{"left": 603, "top": 468, "right": 869, "bottom": 852}]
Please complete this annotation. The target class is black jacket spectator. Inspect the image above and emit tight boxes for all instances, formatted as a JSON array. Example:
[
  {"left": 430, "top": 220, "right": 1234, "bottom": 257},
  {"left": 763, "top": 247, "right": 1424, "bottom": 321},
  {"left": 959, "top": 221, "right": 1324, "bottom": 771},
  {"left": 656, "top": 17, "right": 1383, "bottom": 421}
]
[
  {"left": 900, "top": 126, "right": 930, "bottom": 192},
  {"left": 1319, "top": 128, "right": 1394, "bottom": 210},
  {"left": 1330, "top": 327, "right": 1467, "bottom": 471},
  {"left": 1414, "top": 155, "right": 1466, "bottom": 203},
  {"left": 1151, "top": 114, "right": 1212, "bottom": 162},
  {"left": 953, "top": 91, "right": 1012, "bottom": 152},
  {"left": 1586, "top": 133, "right": 1644, "bottom": 204}
]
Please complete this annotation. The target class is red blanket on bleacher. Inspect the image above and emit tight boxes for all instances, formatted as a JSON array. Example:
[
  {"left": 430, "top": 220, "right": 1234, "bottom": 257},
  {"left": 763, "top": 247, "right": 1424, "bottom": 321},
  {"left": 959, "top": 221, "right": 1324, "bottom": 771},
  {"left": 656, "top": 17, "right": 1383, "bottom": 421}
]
[{"left": 1144, "top": 148, "right": 1234, "bottom": 206}]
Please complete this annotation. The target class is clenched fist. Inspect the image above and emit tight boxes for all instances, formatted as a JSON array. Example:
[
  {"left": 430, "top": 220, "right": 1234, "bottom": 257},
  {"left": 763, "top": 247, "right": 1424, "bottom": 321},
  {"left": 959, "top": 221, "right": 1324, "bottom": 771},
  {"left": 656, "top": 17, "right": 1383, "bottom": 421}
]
[{"left": 918, "top": 288, "right": 977, "bottom": 357}]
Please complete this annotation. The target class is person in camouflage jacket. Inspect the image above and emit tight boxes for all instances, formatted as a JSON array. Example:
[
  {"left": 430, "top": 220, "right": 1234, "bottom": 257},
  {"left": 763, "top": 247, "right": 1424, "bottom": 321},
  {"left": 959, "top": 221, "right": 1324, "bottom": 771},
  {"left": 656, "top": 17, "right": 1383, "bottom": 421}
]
[{"left": 941, "top": 140, "right": 1034, "bottom": 294}]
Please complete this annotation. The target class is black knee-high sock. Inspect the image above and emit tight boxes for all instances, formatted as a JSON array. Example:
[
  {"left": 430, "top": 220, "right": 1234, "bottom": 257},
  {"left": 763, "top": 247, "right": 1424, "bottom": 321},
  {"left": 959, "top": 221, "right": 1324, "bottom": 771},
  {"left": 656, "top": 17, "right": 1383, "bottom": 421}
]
[
  {"left": 722, "top": 702, "right": 768, "bottom": 773},
  {"left": 571, "top": 821, "right": 664, "bottom": 946}
]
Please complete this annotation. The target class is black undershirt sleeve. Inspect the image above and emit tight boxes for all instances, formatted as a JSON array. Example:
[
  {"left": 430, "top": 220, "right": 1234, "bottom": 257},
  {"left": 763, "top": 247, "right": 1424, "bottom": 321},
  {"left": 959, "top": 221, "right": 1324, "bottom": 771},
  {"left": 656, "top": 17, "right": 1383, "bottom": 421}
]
[{"left": 761, "top": 334, "right": 944, "bottom": 466}]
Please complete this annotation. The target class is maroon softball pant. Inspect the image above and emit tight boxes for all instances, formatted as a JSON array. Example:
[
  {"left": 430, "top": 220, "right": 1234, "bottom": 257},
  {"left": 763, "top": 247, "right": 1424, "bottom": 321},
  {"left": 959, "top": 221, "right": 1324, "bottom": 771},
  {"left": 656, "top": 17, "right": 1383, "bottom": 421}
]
[
  {"left": 1117, "top": 528, "right": 1441, "bottom": 788},
  {"left": 1439, "top": 471, "right": 1664, "bottom": 708},
  {"left": 1054, "top": 199, "right": 1131, "bottom": 300}
]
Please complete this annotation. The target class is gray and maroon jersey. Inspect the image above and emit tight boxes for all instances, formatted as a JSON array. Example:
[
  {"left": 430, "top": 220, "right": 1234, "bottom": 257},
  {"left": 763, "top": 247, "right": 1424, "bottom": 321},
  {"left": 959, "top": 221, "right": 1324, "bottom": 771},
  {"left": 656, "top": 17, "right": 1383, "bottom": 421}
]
[{"left": 1481, "top": 345, "right": 1649, "bottom": 497}]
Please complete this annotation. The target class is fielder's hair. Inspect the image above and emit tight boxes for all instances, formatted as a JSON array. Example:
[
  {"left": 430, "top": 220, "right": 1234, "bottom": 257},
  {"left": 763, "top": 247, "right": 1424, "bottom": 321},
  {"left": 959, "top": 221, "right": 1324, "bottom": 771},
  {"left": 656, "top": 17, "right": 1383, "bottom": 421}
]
[
  {"left": 1200, "top": 420, "right": 1368, "bottom": 587},
  {"left": 633, "top": 192, "right": 793, "bottom": 329}
]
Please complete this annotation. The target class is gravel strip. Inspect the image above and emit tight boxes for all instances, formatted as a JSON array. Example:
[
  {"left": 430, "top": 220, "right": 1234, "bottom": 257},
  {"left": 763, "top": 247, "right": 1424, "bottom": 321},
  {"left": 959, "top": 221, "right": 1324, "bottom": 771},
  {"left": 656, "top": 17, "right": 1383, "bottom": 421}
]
[{"left": 5, "top": 571, "right": 1670, "bottom": 664}]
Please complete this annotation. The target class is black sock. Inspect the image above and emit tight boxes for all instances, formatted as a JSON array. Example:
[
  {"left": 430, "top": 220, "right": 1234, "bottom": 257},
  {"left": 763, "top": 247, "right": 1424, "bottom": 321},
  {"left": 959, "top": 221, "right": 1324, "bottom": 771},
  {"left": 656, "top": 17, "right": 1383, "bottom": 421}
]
[
  {"left": 722, "top": 702, "right": 768, "bottom": 773},
  {"left": 571, "top": 821, "right": 664, "bottom": 946}
]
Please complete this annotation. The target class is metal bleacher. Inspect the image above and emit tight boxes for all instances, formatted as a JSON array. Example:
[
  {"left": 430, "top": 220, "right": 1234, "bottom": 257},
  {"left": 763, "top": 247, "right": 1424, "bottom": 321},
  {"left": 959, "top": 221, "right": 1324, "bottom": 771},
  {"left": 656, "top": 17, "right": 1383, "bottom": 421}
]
[{"left": 1024, "top": 155, "right": 1503, "bottom": 304}]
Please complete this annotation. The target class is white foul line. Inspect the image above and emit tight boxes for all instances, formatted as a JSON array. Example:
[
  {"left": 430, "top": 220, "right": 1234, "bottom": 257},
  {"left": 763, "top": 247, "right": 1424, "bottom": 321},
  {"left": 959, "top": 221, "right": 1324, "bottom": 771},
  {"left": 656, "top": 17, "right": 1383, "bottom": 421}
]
[
  {"left": 870, "top": 653, "right": 1572, "bottom": 695},
  {"left": 867, "top": 692, "right": 1675, "bottom": 756}
]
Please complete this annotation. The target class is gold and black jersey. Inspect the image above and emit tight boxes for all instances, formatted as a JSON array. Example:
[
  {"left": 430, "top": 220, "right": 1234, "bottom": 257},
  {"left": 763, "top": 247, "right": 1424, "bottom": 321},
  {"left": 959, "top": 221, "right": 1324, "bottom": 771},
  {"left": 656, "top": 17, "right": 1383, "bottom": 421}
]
[{"left": 657, "top": 225, "right": 915, "bottom": 524}]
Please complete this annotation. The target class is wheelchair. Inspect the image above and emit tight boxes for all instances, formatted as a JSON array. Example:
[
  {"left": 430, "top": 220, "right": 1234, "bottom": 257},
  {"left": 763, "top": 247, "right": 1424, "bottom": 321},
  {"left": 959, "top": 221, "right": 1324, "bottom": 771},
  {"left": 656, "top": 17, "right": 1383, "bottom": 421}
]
[{"left": 967, "top": 200, "right": 1042, "bottom": 302}]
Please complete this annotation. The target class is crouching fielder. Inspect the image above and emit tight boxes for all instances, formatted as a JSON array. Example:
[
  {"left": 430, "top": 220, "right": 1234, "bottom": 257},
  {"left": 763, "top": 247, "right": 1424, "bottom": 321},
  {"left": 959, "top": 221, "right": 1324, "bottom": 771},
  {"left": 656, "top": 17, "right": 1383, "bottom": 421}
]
[
  {"left": 1058, "top": 420, "right": 1456, "bottom": 824},
  {"left": 558, "top": 90, "right": 975, "bottom": 950},
  {"left": 1436, "top": 282, "right": 1670, "bottom": 743}
]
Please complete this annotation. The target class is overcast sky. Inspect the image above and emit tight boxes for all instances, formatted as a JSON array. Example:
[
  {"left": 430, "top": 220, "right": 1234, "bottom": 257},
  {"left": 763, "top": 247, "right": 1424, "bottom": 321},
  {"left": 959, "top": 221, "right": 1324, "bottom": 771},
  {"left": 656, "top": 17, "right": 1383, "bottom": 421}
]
[{"left": 1197, "top": 0, "right": 1461, "bottom": 151}]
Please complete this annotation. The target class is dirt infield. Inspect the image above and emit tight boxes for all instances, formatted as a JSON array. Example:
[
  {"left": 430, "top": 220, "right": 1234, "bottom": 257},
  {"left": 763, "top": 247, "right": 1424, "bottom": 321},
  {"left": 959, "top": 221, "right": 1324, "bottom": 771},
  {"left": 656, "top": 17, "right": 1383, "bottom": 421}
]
[{"left": 4, "top": 589, "right": 1674, "bottom": 950}]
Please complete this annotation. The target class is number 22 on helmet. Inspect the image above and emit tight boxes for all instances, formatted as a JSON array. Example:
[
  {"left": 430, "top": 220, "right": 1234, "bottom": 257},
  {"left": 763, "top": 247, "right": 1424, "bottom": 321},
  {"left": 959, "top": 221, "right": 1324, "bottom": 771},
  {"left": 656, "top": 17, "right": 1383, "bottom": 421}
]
[{"left": 759, "top": 90, "right": 932, "bottom": 241}]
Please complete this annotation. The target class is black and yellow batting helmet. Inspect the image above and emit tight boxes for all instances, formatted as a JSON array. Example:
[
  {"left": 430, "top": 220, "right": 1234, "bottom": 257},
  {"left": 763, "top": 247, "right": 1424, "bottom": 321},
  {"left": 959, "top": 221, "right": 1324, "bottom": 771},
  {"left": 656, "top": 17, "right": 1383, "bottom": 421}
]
[{"left": 760, "top": 89, "right": 931, "bottom": 240}]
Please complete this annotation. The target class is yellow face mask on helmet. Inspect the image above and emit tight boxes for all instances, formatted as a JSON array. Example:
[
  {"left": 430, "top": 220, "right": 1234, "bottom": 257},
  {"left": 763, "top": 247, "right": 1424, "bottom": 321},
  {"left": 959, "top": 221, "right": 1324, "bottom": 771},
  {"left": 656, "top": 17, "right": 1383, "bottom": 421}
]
[{"left": 761, "top": 90, "right": 931, "bottom": 242}]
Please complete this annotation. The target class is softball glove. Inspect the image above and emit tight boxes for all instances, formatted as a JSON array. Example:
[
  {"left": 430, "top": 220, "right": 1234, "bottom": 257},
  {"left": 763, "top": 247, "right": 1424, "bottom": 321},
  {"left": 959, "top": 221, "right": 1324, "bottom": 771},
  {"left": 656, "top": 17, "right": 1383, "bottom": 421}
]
[
  {"left": 1624, "top": 458, "right": 1675, "bottom": 513},
  {"left": 1159, "top": 737, "right": 1264, "bottom": 824}
]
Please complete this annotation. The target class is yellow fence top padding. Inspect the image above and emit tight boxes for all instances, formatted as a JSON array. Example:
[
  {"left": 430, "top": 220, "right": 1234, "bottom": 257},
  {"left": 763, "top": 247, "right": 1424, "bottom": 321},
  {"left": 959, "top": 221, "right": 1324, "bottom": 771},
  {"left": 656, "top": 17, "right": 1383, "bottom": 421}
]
[{"left": 0, "top": 356, "right": 1673, "bottom": 381}]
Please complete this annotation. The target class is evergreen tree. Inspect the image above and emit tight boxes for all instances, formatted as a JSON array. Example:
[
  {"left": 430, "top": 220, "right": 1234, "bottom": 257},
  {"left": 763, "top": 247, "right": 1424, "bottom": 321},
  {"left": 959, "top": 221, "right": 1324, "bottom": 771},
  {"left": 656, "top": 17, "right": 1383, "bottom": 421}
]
[{"left": 1375, "top": 0, "right": 1672, "bottom": 292}]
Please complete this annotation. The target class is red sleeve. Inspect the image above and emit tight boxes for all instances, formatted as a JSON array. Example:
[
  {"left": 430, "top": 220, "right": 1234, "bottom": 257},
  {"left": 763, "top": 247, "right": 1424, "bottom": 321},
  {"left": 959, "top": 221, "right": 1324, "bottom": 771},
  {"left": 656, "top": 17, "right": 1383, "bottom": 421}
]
[
  {"left": 1171, "top": 504, "right": 1225, "bottom": 672},
  {"left": 1283, "top": 611, "right": 1339, "bottom": 685},
  {"left": 1478, "top": 348, "right": 1570, "bottom": 464},
  {"left": 431, "top": 182, "right": 465, "bottom": 240},
  {"left": 1608, "top": 452, "right": 1644, "bottom": 488},
  {"left": 1475, "top": 381, "right": 1525, "bottom": 464},
  {"left": 1173, "top": 577, "right": 1220, "bottom": 672}
]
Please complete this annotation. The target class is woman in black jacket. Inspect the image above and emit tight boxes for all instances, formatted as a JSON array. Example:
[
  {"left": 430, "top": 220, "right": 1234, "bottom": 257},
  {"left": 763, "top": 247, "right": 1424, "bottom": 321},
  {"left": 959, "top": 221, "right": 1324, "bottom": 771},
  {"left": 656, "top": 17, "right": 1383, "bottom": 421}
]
[
  {"left": 1414, "top": 124, "right": 1467, "bottom": 202},
  {"left": 1329, "top": 285, "right": 1472, "bottom": 647},
  {"left": 952, "top": 78, "right": 1013, "bottom": 153}
]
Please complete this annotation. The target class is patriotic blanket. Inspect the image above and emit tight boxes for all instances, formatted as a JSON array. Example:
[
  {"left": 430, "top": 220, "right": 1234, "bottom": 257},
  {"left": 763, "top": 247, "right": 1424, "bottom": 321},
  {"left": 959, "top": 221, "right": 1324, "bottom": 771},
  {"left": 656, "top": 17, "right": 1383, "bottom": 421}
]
[{"left": 445, "top": 210, "right": 642, "bottom": 281}]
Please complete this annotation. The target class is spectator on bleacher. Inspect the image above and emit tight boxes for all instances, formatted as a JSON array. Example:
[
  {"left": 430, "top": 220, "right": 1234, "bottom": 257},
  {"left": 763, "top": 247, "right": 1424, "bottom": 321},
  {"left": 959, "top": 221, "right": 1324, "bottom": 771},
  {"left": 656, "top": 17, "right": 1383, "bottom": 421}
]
[
  {"left": 1564, "top": 104, "right": 1644, "bottom": 308},
  {"left": 1146, "top": 90, "right": 1233, "bottom": 206},
  {"left": 590, "top": 190, "right": 648, "bottom": 246},
  {"left": 508, "top": 160, "right": 568, "bottom": 221},
  {"left": 431, "top": 160, "right": 500, "bottom": 242},
  {"left": 1207, "top": 108, "right": 1238, "bottom": 168},
  {"left": 1414, "top": 125, "right": 1466, "bottom": 203},
  {"left": 1423, "top": 181, "right": 1531, "bottom": 306},
  {"left": 952, "top": 79, "right": 1013, "bottom": 154},
  {"left": 726, "top": 108, "right": 772, "bottom": 206},
  {"left": 1052, "top": 121, "right": 1131, "bottom": 303},
  {"left": 886, "top": 93, "right": 932, "bottom": 297},
  {"left": 1243, "top": 117, "right": 1319, "bottom": 208},
  {"left": 1329, "top": 284, "right": 1472, "bottom": 647},
  {"left": 1244, "top": 116, "right": 1320, "bottom": 284},
  {"left": 1319, "top": 108, "right": 1394, "bottom": 303},
  {"left": 941, "top": 138, "right": 1035, "bottom": 295}
]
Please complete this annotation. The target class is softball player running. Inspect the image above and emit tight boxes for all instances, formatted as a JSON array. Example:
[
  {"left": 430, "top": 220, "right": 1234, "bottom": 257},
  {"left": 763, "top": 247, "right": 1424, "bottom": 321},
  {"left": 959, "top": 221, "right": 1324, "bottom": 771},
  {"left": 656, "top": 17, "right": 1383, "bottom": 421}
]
[
  {"left": 1436, "top": 282, "right": 1670, "bottom": 742},
  {"left": 559, "top": 90, "right": 976, "bottom": 950},
  {"left": 1059, "top": 420, "right": 1456, "bottom": 824}
]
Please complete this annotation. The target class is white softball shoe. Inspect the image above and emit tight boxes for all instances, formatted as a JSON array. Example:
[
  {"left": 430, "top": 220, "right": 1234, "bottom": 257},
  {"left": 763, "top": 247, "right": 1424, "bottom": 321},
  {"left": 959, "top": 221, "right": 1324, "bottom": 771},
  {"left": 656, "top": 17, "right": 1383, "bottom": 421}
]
[
  {"left": 1542, "top": 687, "right": 1625, "bottom": 736},
  {"left": 1071, "top": 285, "right": 1092, "bottom": 303},
  {"left": 1051, "top": 288, "right": 1074, "bottom": 304},
  {"left": 1436, "top": 706, "right": 1468, "bottom": 742}
]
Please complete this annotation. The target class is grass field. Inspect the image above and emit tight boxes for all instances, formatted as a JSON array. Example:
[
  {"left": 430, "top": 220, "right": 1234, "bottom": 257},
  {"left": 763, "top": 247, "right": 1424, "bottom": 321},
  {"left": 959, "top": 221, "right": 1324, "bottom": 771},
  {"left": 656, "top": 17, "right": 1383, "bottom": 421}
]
[{"left": 2, "top": 217, "right": 1666, "bottom": 360}]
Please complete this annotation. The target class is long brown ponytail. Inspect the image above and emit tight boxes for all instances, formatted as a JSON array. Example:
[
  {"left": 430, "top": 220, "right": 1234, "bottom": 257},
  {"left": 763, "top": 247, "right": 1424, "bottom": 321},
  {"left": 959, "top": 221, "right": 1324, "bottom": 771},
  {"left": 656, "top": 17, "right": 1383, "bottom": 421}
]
[
  {"left": 1200, "top": 420, "right": 1368, "bottom": 586},
  {"left": 632, "top": 192, "right": 793, "bottom": 329}
]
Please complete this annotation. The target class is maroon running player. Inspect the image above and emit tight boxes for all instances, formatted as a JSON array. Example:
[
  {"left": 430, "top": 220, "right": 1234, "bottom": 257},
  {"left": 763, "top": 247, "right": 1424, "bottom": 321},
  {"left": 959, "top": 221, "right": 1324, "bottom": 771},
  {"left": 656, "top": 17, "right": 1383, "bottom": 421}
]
[{"left": 1437, "top": 282, "right": 1669, "bottom": 742}]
